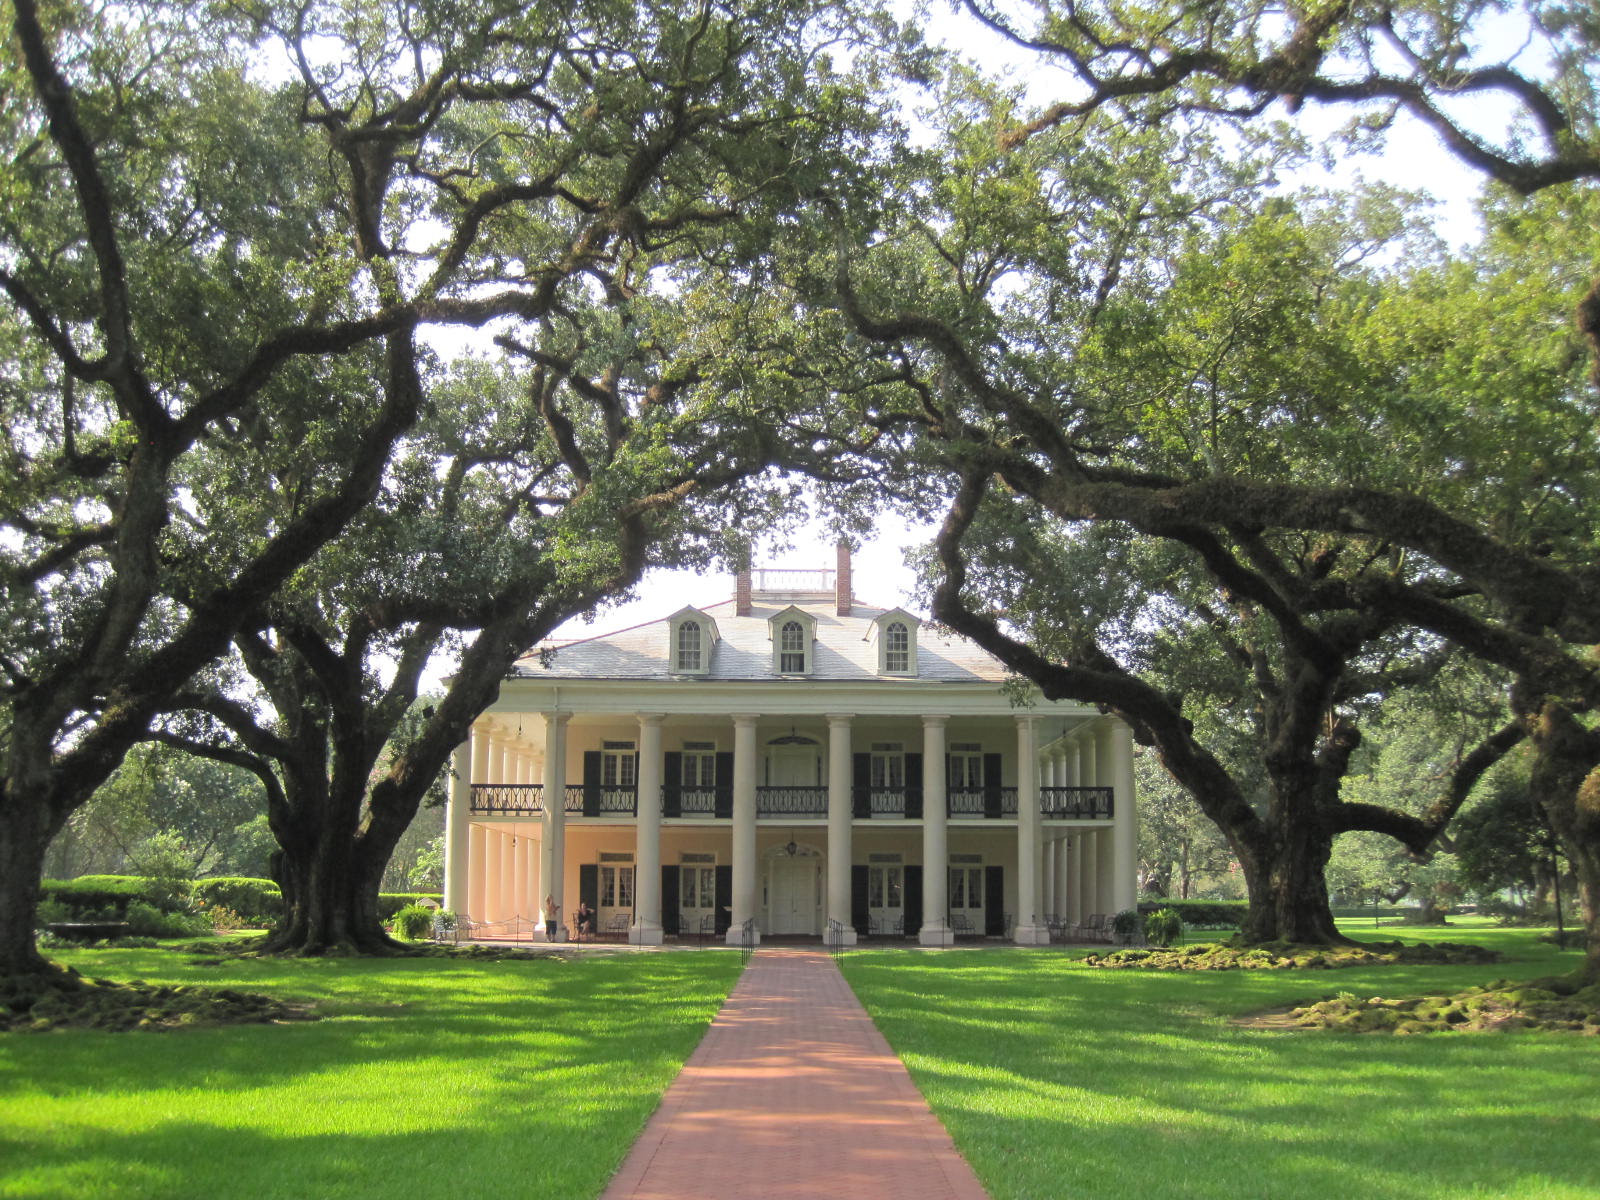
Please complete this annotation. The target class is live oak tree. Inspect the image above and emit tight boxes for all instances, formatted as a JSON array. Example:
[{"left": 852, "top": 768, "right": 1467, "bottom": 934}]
[
  {"left": 126, "top": 0, "right": 900, "bottom": 956},
  {"left": 0, "top": 0, "right": 892, "bottom": 972},
  {"left": 814, "top": 64, "right": 1586, "bottom": 943},
  {"left": 912, "top": 0, "right": 1600, "bottom": 967}
]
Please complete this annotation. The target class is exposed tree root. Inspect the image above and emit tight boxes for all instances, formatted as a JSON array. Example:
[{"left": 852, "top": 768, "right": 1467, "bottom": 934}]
[
  {"left": 1255, "top": 972, "right": 1600, "bottom": 1034},
  {"left": 1082, "top": 940, "right": 1502, "bottom": 971},
  {"left": 1, "top": 965, "right": 318, "bottom": 1033}
]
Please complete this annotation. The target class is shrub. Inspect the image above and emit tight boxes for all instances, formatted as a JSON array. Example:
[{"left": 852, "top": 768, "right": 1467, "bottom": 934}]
[
  {"left": 123, "top": 901, "right": 211, "bottom": 939},
  {"left": 200, "top": 905, "right": 248, "bottom": 932},
  {"left": 1144, "top": 907, "right": 1183, "bottom": 947},
  {"left": 40, "top": 876, "right": 177, "bottom": 917},
  {"left": 378, "top": 893, "right": 444, "bottom": 919},
  {"left": 391, "top": 904, "right": 435, "bottom": 941},
  {"left": 192, "top": 878, "right": 283, "bottom": 925},
  {"left": 1136, "top": 899, "right": 1245, "bottom": 929},
  {"left": 1110, "top": 909, "right": 1144, "bottom": 945}
]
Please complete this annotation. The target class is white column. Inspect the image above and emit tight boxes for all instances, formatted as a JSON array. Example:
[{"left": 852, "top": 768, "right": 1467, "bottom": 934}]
[
  {"left": 469, "top": 824, "right": 487, "bottom": 925},
  {"left": 727, "top": 713, "right": 761, "bottom": 945},
  {"left": 1079, "top": 830, "right": 1098, "bottom": 922},
  {"left": 513, "top": 833, "right": 530, "bottom": 926},
  {"left": 543, "top": 712, "right": 570, "bottom": 940},
  {"left": 826, "top": 714, "right": 857, "bottom": 945},
  {"left": 1066, "top": 835, "right": 1082, "bottom": 926},
  {"left": 444, "top": 739, "right": 471, "bottom": 914},
  {"left": 1043, "top": 839, "right": 1058, "bottom": 920},
  {"left": 1014, "top": 716, "right": 1048, "bottom": 944},
  {"left": 1110, "top": 721, "right": 1139, "bottom": 915},
  {"left": 919, "top": 714, "right": 953, "bottom": 946},
  {"left": 632, "top": 714, "right": 665, "bottom": 945},
  {"left": 1041, "top": 749, "right": 1058, "bottom": 920},
  {"left": 497, "top": 831, "right": 514, "bottom": 922}
]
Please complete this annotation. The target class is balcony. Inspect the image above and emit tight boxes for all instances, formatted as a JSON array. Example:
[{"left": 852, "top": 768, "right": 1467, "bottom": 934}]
[
  {"left": 947, "top": 786, "right": 1018, "bottom": 818},
  {"left": 473, "top": 782, "right": 1115, "bottom": 820},
  {"left": 1040, "top": 786, "right": 1113, "bottom": 819},
  {"left": 469, "top": 783, "right": 584, "bottom": 815},
  {"left": 757, "top": 786, "right": 828, "bottom": 818}
]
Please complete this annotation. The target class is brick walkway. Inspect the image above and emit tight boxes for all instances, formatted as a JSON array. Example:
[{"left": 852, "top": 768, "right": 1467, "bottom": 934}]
[{"left": 602, "top": 948, "right": 989, "bottom": 1200}]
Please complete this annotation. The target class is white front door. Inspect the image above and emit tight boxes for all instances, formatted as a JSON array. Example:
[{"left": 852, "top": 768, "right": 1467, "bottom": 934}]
[
  {"left": 767, "top": 859, "right": 816, "bottom": 935},
  {"left": 599, "top": 865, "right": 634, "bottom": 932},
  {"left": 868, "top": 864, "right": 904, "bottom": 934}
]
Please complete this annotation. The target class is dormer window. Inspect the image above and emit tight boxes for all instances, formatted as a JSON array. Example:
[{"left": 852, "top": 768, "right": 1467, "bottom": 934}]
[
  {"left": 678, "top": 621, "right": 703, "bottom": 671},
  {"left": 867, "top": 608, "right": 920, "bottom": 676},
  {"left": 667, "top": 606, "right": 718, "bottom": 675},
  {"left": 885, "top": 621, "right": 910, "bottom": 672},
  {"left": 767, "top": 606, "right": 816, "bottom": 675},
  {"left": 779, "top": 621, "right": 806, "bottom": 672}
]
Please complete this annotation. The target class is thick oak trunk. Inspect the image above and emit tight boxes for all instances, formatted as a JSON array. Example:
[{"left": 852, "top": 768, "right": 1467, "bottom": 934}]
[
  {"left": 262, "top": 830, "right": 400, "bottom": 956},
  {"left": 0, "top": 807, "right": 54, "bottom": 978},
  {"left": 1235, "top": 832, "right": 1345, "bottom": 944}
]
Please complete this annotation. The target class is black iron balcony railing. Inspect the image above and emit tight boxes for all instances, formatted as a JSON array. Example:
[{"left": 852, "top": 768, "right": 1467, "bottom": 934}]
[
  {"left": 946, "top": 786, "right": 1018, "bottom": 818},
  {"left": 470, "top": 783, "right": 586, "bottom": 815},
  {"left": 756, "top": 785, "right": 828, "bottom": 817},
  {"left": 1040, "top": 785, "right": 1114, "bottom": 819},
  {"left": 851, "top": 787, "right": 920, "bottom": 818},
  {"left": 580, "top": 785, "right": 637, "bottom": 816},
  {"left": 663, "top": 785, "right": 732, "bottom": 818},
  {"left": 470, "top": 783, "right": 543, "bottom": 815},
  {"left": 471, "top": 782, "right": 1114, "bottom": 820}
]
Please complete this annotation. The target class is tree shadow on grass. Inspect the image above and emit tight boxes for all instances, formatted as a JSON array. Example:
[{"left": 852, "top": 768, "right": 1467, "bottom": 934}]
[
  {"left": 844, "top": 948, "right": 1600, "bottom": 1200},
  {"left": 1, "top": 951, "right": 745, "bottom": 1200}
]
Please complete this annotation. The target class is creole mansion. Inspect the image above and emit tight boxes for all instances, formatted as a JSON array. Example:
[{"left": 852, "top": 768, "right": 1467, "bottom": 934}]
[{"left": 442, "top": 547, "right": 1138, "bottom": 946}]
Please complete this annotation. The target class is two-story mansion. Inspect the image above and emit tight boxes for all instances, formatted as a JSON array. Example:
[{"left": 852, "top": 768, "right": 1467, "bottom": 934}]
[{"left": 442, "top": 547, "right": 1138, "bottom": 946}]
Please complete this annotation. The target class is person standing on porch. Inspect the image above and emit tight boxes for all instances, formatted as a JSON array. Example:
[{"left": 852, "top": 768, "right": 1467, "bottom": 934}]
[{"left": 543, "top": 894, "right": 560, "bottom": 942}]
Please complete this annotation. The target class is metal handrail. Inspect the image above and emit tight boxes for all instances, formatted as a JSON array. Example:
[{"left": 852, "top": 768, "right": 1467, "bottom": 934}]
[
  {"left": 757, "top": 785, "right": 828, "bottom": 817},
  {"left": 470, "top": 783, "right": 543, "bottom": 815},
  {"left": 1039, "top": 786, "right": 1114, "bottom": 819}
]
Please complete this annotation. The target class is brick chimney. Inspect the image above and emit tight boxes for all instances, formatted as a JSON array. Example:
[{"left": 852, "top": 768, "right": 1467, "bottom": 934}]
[
  {"left": 836, "top": 540, "right": 852, "bottom": 616},
  {"left": 735, "top": 560, "right": 753, "bottom": 616}
]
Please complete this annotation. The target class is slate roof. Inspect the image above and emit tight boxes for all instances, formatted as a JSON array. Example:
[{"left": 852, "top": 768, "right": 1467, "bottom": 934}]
[{"left": 514, "top": 596, "right": 1008, "bottom": 684}]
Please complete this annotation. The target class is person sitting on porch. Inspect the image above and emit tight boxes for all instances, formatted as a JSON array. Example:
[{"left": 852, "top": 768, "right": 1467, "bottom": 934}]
[
  {"left": 543, "top": 894, "right": 561, "bottom": 942},
  {"left": 575, "top": 901, "right": 593, "bottom": 939}
]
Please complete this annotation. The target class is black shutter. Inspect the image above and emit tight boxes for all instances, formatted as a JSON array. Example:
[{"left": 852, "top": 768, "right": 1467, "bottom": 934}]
[
  {"left": 905, "top": 752, "right": 923, "bottom": 819},
  {"left": 578, "top": 864, "right": 598, "bottom": 927},
  {"left": 984, "top": 753, "right": 1004, "bottom": 819},
  {"left": 661, "top": 866, "right": 681, "bottom": 936},
  {"left": 583, "top": 751, "right": 602, "bottom": 816},
  {"left": 663, "top": 752, "right": 683, "bottom": 818},
  {"left": 985, "top": 865, "right": 1005, "bottom": 936},
  {"left": 632, "top": 752, "right": 640, "bottom": 815},
  {"left": 714, "top": 752, "right": 735, "bottom": 819},
  {"left": 904, "top": 865, "right": 923, "bottom": 937},
  {"left": 853, "top": 753, "right": 871, "bottom": 817},
  {"left": 851, "top": 865, "right": 870, "bottom": 936},
  {"left": 714, "top": 865, "right": 733, "bottom": 934}
]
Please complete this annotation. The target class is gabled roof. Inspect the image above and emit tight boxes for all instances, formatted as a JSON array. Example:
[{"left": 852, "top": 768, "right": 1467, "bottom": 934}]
[{"left": 516, "top": 597, "right": 1006, "bottom": 683}]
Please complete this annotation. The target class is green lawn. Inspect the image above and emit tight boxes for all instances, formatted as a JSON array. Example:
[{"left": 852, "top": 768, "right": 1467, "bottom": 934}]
[
  {"left": 0, "top": 948, "right": 744, "bottom": 1200},
  {"left": 842, "top": 923, "right": 1600, "bottom": 1200}
]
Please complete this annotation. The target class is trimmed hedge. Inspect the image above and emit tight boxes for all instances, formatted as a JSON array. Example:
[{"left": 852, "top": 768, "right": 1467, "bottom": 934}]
[
  {"left": 42, "top": 876, "right": 441, "bottom": 925},
  {"left": 41, "top": 876, "right": 183, "bottom": 917},
  {"left": 192, "top": 878, "right": 283, "bottom": 924},
  {"left": 1136, "top": 899, "right": 1246, "bottom": 928}
]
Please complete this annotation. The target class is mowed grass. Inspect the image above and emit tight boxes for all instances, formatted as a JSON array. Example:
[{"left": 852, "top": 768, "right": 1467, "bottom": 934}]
[
  {"left": 842, "top": 922, "right": 1600, "bottom": 1200},
  {"left": 0, "top": 947, "right": 744, "bottom": 1200}
]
